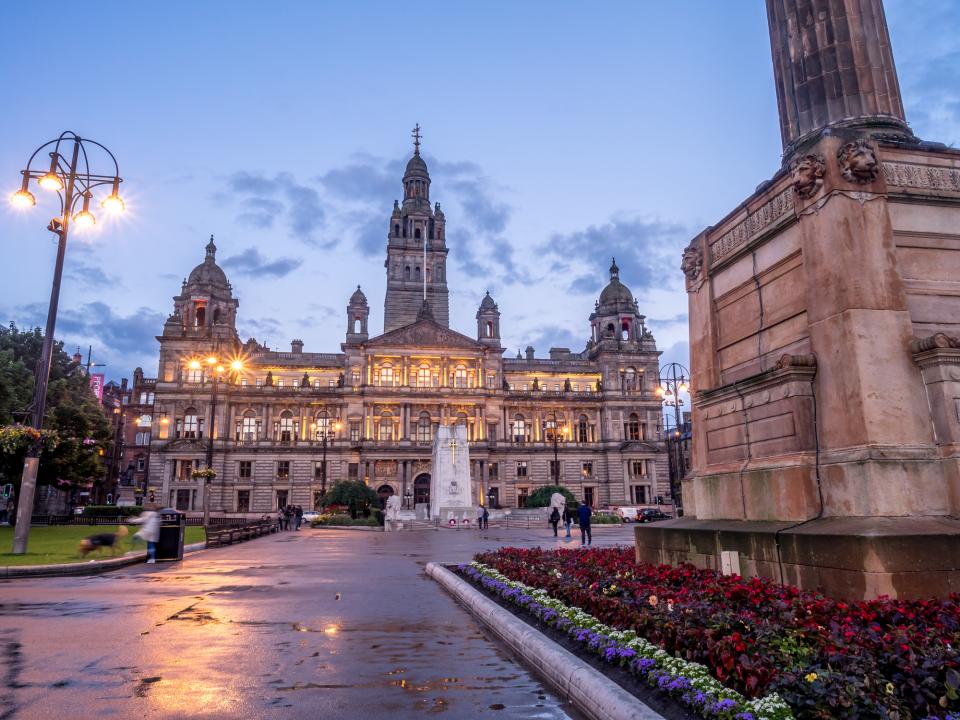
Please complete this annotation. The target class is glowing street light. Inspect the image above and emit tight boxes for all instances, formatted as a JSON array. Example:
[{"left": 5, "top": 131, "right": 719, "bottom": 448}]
[{"left": 9, "top": 131, "right": 125, "bottom": 555}]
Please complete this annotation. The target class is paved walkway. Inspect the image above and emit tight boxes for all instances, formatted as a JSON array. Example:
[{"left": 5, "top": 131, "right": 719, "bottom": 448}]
[{"left": 0, "top": 524, "right": 636, "bottom": 719}]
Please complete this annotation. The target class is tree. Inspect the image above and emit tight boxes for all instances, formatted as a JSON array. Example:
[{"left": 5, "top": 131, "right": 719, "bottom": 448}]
[
  {"left": 0, "top": 323, "right": 112, "bottom": 513},
  {"left": 320, "top": 480, "right": 378, "bottom": 510},
  {"left": 525, "top": 485, "right": 579, "bottom": 509}
]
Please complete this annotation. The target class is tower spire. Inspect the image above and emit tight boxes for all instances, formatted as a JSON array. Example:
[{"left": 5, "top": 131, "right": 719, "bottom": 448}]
[{"left": 412, "top": 123, "right": 422, "bottom": 156}]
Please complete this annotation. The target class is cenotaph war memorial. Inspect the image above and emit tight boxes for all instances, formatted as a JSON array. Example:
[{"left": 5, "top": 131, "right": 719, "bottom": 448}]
[
  {"left": 636, "top": 0, "right": 960, "bottom": 600},
  {"left": 431, "top": 425, "right": 474, "bottom": 526}
]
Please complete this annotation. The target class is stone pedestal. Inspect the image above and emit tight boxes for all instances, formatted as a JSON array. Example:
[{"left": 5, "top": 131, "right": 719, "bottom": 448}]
[{"left": 430, "top": 426, "right": 474, "bottom": 524}]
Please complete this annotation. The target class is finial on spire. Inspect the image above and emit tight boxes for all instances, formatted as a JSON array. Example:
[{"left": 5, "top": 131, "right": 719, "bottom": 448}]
[
  {"left": 610, "top": 257, "right": 619, "bottom": 278},
  {"left": 412, "top": 123, "right": 422, "bottom": 155},
  {"left": 206, "top": 234, "right": 217, "bottom": 260}
]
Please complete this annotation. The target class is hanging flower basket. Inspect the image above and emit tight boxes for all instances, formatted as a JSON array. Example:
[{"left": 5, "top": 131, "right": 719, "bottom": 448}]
[{"left": 191, "top": 467, "right": 217, "bottom": 481}]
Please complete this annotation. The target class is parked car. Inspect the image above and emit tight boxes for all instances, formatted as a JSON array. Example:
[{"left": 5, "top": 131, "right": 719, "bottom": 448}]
[
  {"left": 638, "top": 508, "right": 672, "bottom": 523},
  {"left": 302, "top": 511, "right": 321, "bottom": 524}
]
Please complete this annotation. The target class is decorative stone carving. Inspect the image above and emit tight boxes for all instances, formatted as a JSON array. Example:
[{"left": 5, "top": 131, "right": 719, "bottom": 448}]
[
  {"left": 681, "top": 241, "right": 703, "bottom": 287},
  {"left": 837, "top": 140, "right": 879, "bottom": 184},
  {"left": 882, "top": 162, "right": 960, "bottom": 192},
  {"left": 910, "top": 333, "right": 960, "bottom": 354},
  {"left": 774, "top": 353, "right": 818, "bottom": 370},
  {"left": 710, "top": 187, "right": 795, "bottom": 264},
  {"left": 790, "top": 154, "right": 825, "bottom": 199}
]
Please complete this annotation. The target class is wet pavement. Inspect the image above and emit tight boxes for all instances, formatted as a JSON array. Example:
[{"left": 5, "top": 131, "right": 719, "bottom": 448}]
[{"left": 0, "top": 524, "right": 636, "bottom": 719}]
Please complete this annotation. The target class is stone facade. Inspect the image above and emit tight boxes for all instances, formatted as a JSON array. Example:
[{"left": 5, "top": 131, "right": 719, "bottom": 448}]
[
  {"left": 146, "top": 149, "right": 669, "bottom": 516},
  {"left": 637, "top": 0, "right": 960, "bottom": 599}
]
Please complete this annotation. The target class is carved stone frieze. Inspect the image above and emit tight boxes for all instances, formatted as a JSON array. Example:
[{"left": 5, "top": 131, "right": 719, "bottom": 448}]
[
  {"left": 710, "top": 187, "right": 795, "bottom": 265},
  {"left": 681, "top": 241, "right": 703, "bottom": 291},
  {"left": 882, "top": 161, "right": 960, "bottom": 192},
  {"left": 790, "top": 154, "right": 826, "bottom": 199},
  {"left": 837, "top": 140, "right": 879, "bottom": 184}
]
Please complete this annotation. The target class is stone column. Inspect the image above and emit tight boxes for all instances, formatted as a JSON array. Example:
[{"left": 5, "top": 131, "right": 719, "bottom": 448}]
[{"left": 765, "top": 0, "right": 910, "bottom": 156}]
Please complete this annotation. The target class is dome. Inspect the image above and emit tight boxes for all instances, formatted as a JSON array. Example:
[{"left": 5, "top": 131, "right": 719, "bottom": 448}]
[
  {"left": 479, "top": 291, "right": 497, "bottom": 311},
  {"left": 186, "top": 236, "right": 229, "bottom": 289},
  {"left": 597, "top": 257, "right": 637, "bottom": 309},
  {"left": 404, "top": 153, "right": 429, "bottom": 178},
  {"left": 349, "top": 285, "right": 367, "bottom": 305}
]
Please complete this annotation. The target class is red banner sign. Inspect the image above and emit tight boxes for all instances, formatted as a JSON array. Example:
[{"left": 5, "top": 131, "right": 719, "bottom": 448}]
[{"left": 89, "top": 373, "right": 105, "bottom": 402}]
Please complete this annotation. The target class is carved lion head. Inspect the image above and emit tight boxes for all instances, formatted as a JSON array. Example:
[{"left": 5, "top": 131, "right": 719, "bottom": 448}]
[
  {"left": 837, "top": 140, "right": 879, "bottom": 184},
  {"left": 681, "top": 242, "right": 703, "bottom": 282},
  {"left": 791, "top": 153, "right": 825, "bottom": 199}
]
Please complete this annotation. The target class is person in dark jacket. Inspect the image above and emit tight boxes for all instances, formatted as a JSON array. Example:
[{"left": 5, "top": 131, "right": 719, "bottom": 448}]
[
  {"left": 577, "top": 502, "right": 592, "bottom": 546},
  {"left": 562, "top": 505, "right": 575, "bottom": 539},
  {"left": 549, "top": 506, "right": 561, "bottom": 537},
  {"left": 294, "top": 505, "right": 304, "bottom": 530}
]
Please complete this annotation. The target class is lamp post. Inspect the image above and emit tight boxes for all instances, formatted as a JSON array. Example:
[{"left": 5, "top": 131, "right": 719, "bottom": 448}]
[
  {"left": 9, "top": 132, "right": 125, "bottom": 554},
  {"left": 318, "top": 417, "right": 342, "bottom": 508},
  {"left": 195, "top": 355, "right": 243, "bottom": 527},
  {"left": 549, "top": 415, "right": 567, "bottom": 487},
  {"left": 656, "top": 362, "right": 690, "bottom": 514}
]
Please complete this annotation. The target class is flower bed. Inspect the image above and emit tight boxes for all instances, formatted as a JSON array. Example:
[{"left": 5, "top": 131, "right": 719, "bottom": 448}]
[{"left": 466, "top": 547, "right": 960, "bottom": 720}]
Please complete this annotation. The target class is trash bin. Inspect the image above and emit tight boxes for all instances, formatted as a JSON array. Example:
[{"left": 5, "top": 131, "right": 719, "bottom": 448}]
[{"left": 156, "top": 507, "right": 185, "bottom": 561}]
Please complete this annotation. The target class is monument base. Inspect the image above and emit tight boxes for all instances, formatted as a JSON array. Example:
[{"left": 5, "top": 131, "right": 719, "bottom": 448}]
[{"left": 635, "top": 516, "right": 960, "bottom": 600}]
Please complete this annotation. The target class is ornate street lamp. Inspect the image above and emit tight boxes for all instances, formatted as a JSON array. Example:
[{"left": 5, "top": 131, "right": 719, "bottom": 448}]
[
  {"left": 9, "top": 132, "right": 125, "bottom": 554},
  {"left": 656, "top": 362, "right": 690, "bottom": 514}
]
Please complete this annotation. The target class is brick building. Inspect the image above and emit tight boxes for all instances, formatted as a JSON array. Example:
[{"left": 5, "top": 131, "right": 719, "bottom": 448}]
[{"left": 146, "top": 141, "right": 670, "bottom": 515}]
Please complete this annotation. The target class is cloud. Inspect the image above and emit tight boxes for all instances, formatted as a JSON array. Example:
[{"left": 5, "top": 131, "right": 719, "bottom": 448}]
[
  {"left": 64, "top": 260, "right": 124, "bottom": 290},
  {"left": 224, "top": 171, "right": 328, "bottom": 245},
  {"left": 238, "top": 316, "right": 283, "bottom": 345},
  {"left": 221, "top": 248, "right": 302, "bottom": 278},
  {"left": 520, "top": 324, "right": 586, "bottom": 356},
  {"left": 4, "top": 301, "right": 165, "bottom": 379},
  {"left": 541, "top": 217, "right": 690, "bottom": 297}
]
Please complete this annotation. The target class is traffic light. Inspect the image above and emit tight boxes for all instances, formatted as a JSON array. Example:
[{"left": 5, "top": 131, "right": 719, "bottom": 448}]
[
  {"left": 2, "top": 484, "right": 12, "bottom": 499},
  {"left": 148, "top": 491, "right": 155, "bottom": 503}
]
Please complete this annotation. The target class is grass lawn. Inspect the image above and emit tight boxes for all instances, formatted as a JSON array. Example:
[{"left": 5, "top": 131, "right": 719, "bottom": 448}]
[{"left": 0, "top": 525, "right": 206, "bottom": 566}]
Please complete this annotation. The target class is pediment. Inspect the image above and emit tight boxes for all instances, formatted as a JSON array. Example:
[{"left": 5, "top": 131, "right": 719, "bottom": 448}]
[{"left": 367, "top": 319, "right": 483, "bottom": 351}]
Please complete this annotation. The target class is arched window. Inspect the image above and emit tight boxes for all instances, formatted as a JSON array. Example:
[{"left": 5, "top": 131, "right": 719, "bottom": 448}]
[
  {"left": 394, "top": 223, "right": 400, "bottom": 236},
  {"left": 485, "top": 320, "right": 494, "bottom": 337},
  {"left": 138, "top": 414, "right": 152, "bottom": 428},
  {"left": 455, "top": 412, "right": 468, "bottom": 426},
  {"left": 414, "top": 266, "right": 421, "bottom": 281},
  {"left": 185, "top": 363, "right": 203, "bottom": 384},
  {"left": 213, "top": 308, "right": 222, "bottom": 325},
  {"left": 605, "top": 323, "right": 615, "bottom": 337},
  {"left": 621, "top": 320, "right": 630, "bottom": 341},
  {"left": 353, "top": 318, "right": 361, "bottom": 333},
  {"left": 426, "top": 267, "right": 431, "bottom": 282},
  {"left": 379, "top": 412, "right": 394, "bottom": 441},
  {"left": 544, "top": 415, "right": 561, "bottom": 442},
  {"left": 417, "top": 411, "right": 432, "bottom": 443},
  {"left": 577, "top": 414, "right": 590, "bottom": 443},
  {"left": 414, "top": 227, "right": 421, "bottom": 240},
  {"left": 454, "top": 364, "right": 467, "bottom": 388},
  {"left": 417, "top": 363, "right": 431, "bottom": 387},
  {"left": 624, "top": 367, "right": 638, "bottom": 392},
  {"left": 195, "top": 306, "right": 206, "bottom": 327},
  {"left": 625, "top": 412, "right": 641, "bottom": 441},
  {"left": 404, "top": 266, "right": 411, "bottom": 280},
  {"left": 181, "top": 407, "right": 199, "bottom": 439},
  {"left": 512, "top": 415, "right": 528, "bottom": 444},
  {"left": 279, "top": 410, "right": 295, "bottom": 442},
  {"left": 240, "top": 410, "right": 258, "bottom": 442},
  {"left": 380, "top": 363, "right": 394, "bottom": 387}
]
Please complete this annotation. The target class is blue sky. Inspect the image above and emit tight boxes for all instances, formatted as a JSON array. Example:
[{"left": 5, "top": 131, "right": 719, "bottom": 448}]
[{"left": 1, "top": 1, "right": 958, "bottom": 382}]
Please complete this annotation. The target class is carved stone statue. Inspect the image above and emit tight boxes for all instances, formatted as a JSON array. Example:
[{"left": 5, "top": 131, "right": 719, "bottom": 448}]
[
  {"left": 385, "top": 494, "right": 402, "bottom": 521},
  {"left": 837, "top": 140, "right": 879, "bottom": 184},
  {"left": 681, "top": 241, "right": 703, "bottom": 285},
  {"left": 265, "top": 371, "right": 274, "bottom": 386},
  {"left": 791, "top": 153, "right": 826, "bottom": 198}
]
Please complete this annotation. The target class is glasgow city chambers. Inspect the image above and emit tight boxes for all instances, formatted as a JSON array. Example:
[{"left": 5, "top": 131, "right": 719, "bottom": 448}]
[{"left": 141, "top": 141, "right": 670, "bottom": 515}]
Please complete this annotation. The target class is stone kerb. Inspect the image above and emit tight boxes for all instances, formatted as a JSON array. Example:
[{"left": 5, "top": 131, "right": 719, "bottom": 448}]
[{"left": 425, "top": 562, "right": 663, "bottom": 720}]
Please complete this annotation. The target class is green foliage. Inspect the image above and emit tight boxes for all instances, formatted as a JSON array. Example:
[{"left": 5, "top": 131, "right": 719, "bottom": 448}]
[
  {"left": 320, "top": 480, "right": 378, "bottom": 508},
  {"left": 591, "top": 513, "right": 623, "bottom": 524},
  {"left": 311, "top": 513, "right": 379, "bottom": 527},
  {"left": 82, "top": 505, "right": 144, "bottom": 517},
  {"left": 0, "top": 323, "right": 112, "bottom": 501},
  {"left": 525, "top": 485, "right": 579, "bottom": 509}
]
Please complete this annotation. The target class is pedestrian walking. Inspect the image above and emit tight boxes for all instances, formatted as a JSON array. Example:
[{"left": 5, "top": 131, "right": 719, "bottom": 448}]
[
  {"left": 549, "top": 506, "right": 561, "bottom": 537},
  {"left": 129, "top": 505, "right": 161, "bottom": 564},
  {"left": 276, "top": 510, "right": 284, "bottom": 531},
  {"left": 294, "top": 505, "right": 303, "bottom": 531},
  {"left": 563, "top": 505, "right": 574, "bottom": 538},
  {"left": 577, "top": 501, "right": 592, "bottom": 546},
  {"left": 481, "top": 505, "right": 489, "bottom": 531},
  {"left": 284, "top": 505, "right": 294, "bottom": 530}
]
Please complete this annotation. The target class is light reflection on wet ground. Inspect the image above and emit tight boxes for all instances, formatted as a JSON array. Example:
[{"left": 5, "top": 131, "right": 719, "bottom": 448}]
[{"left": 0, "top": 525, "right": 635, "bottom": 719}]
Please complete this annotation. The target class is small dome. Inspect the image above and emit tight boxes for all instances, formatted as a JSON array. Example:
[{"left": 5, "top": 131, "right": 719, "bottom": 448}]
[
  {"left": 479, "top": 291, "right": 497, "bottom": 311},
  {"left": 349, "top": 285, "right": 367, "bottom": 305},
  {"left": 186, "top": 235, "right": 229, "bottom": 289},
  {"left": 404, "top": 153, "right": 429, "bottom": 178},
  {"left": 597, "top": 257, "right": 637, "bottom": 309}
]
